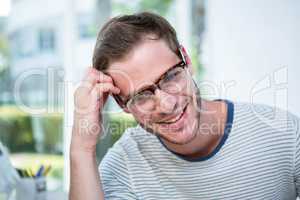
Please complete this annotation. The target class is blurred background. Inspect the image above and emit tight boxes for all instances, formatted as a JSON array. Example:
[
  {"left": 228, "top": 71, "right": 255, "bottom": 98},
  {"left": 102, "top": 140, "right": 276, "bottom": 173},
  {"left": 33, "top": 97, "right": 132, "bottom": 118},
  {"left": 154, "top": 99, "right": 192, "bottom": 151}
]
[{"left": 0, "top": 0, "right": 299, "bottom": 195}]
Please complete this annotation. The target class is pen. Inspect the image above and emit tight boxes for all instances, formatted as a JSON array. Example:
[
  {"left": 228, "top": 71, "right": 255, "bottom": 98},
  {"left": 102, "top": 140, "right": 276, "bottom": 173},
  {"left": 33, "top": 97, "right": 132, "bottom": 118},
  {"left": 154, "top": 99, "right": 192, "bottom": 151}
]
[
  {"left": 43, "top": 165, "right": 52, "bottom": 176},
  {"left": 16, "top": 168, "right": 24, "bottom": 178},
  {"left": 29, "top": 168, "right": 35, "bottom": 177},
  {"left": 35, "top": 165, "right": 44, "bottom": 178},
  {"left": 27, "top": 168, "right": 34, "bottom": 177}
]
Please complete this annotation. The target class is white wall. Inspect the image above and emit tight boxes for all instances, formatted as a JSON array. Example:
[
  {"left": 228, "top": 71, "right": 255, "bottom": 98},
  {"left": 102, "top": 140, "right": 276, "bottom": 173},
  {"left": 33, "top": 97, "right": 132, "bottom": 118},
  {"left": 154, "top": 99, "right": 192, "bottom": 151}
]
[{"left": 203, "top": 0, "right": 300, "bottom": 116}]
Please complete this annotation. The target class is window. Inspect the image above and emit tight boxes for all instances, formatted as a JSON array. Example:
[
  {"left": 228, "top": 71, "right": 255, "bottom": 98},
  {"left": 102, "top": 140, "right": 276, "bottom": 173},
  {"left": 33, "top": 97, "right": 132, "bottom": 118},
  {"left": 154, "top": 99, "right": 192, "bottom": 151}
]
[
  {"left": 10, "top": 28, "right": 36, "bottom": 58},
  {"left": 38, "top": 28, "right": 56, "bottom": 52},
  {"left": 78, "top": 14, "right": 97, "bottom": 39}
]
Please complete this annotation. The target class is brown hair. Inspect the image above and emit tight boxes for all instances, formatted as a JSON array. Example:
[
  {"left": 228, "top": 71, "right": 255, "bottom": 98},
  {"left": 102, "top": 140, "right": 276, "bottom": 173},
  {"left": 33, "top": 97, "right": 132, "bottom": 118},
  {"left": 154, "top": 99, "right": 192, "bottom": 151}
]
[{"left": 92, "top": 12, "right": 180, "bottom": 71}]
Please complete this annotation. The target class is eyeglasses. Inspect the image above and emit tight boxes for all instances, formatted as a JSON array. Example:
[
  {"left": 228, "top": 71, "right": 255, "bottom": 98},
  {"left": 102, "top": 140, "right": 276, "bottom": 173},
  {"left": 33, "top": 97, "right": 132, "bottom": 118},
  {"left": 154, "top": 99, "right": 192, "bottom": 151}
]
[{"left": 113, "top": 48, "right": 190, "bottom": 113}]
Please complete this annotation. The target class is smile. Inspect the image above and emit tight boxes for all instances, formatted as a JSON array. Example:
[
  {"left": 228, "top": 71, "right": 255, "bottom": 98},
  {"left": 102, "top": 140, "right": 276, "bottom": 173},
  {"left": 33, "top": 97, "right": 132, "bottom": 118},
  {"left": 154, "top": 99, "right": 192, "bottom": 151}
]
[{"left": 157, "top": 104, "right": 188, "bottom": 125}]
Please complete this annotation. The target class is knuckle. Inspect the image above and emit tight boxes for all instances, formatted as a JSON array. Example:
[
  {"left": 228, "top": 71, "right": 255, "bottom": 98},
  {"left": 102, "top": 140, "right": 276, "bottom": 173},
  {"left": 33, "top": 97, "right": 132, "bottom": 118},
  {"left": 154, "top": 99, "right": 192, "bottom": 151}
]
[
  {"left": 74, "top": 87, "right": 82, "bottom": 97},
  {"left": 100, "top": 74, "right": 112, "bottom": 82}
]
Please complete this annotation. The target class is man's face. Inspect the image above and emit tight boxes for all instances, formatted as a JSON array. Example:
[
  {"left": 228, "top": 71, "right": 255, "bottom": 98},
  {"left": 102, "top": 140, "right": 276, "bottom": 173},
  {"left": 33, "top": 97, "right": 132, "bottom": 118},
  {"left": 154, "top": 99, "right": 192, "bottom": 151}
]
[{"left": 107, "top": 38, "right": 200, "bottom": 145}]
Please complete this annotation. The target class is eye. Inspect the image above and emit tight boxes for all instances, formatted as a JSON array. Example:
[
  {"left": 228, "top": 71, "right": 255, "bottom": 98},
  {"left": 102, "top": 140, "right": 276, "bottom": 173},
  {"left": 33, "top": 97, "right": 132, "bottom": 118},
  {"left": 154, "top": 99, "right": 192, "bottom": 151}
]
[
  {"left": 163, "top": 68, "right": 182, "bottom": 83},
  {"left": 130, "top": 90, "right": 156, "bottom": 111},
  {"left": 132, "top": 90, "right": 153, "bottom": 103}
]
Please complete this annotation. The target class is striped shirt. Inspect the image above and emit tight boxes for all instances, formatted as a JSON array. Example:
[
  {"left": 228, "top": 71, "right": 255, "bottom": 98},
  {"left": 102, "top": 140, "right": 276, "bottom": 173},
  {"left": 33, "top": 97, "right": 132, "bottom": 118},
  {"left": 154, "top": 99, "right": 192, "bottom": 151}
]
[{"left": 99, "top": 100, "right": 300, "bottom": 199}]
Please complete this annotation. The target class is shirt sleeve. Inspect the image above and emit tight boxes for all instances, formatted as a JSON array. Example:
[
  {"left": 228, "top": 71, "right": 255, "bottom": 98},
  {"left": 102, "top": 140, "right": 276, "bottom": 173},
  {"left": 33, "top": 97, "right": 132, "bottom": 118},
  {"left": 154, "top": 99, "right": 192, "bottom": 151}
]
[
  {"left": 294, "top": 115, "right": 300, "bottom": 197},
  {"left": 99, "top": 143, "right": 137, "bottom": 200}
]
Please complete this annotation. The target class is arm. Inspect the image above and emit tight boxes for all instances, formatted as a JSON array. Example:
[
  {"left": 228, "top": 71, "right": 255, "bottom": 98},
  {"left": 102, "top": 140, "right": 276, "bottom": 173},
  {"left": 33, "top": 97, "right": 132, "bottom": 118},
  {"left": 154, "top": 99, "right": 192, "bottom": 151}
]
[
  {"left": 69, "top": 143, "right": 103, "bottom": 200},
  {"left": 69, "top": 67, "right": 120, "bottom": 200}
]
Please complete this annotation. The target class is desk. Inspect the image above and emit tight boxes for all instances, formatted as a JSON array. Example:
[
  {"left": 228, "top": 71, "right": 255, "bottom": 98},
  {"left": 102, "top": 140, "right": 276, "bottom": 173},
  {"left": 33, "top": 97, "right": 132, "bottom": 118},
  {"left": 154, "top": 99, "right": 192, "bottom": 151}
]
[
  {"left": 0, "top": 191, "right": 68, "bottom": 200},
  {"left": 44, "top": 191, "right": 68, "bottom": 199}
]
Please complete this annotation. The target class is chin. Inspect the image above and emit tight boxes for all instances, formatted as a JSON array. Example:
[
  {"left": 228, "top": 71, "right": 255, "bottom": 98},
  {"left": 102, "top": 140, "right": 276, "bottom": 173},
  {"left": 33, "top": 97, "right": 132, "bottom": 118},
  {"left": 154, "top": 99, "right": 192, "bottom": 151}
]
[{"left": 159, "top": 128, "right": 197, "bottom": 145}]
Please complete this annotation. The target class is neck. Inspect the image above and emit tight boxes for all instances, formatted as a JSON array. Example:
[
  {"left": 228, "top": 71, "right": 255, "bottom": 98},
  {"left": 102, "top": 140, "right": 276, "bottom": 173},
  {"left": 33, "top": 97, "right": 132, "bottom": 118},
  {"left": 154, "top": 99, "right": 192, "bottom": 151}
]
[{"left": 161, "top": 99, "right": 228, "bottom": 159}]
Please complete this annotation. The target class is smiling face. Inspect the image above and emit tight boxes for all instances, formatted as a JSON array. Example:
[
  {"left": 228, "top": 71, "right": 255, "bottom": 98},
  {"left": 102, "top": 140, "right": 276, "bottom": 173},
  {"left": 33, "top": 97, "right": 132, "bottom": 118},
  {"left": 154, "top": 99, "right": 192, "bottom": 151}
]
[{"left": 106, "top": 37, "right": 201, "bottom": 145}]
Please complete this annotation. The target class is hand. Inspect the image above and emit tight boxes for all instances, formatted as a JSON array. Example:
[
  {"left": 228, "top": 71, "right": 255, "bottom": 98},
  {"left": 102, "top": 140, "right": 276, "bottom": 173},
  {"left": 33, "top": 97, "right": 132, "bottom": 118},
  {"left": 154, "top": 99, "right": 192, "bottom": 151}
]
[{"left": 71, "top": 67, "right": 120, "bottom": 154}]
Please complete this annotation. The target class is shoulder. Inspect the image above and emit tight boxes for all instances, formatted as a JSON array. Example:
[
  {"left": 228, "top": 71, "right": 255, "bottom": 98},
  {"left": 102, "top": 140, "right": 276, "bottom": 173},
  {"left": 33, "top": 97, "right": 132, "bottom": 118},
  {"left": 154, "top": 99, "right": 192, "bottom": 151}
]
[{"left": 233, "top": 101, "right": 299, "bottom": 129}]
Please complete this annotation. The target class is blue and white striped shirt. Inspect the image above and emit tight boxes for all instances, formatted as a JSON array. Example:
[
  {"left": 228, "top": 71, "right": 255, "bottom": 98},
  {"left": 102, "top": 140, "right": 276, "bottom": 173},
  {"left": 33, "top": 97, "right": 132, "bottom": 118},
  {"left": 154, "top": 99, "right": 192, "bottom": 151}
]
[{"left": 99, "top": 101, "right": 300, "bottom": 199}]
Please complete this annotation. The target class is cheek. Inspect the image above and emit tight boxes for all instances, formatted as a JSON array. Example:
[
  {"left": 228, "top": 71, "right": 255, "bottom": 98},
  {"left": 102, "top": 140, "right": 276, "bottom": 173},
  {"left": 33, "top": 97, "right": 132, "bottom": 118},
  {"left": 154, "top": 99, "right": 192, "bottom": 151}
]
[
  {"left": 133, "top": 112, "right": 153, "bottom": 125},
  {"left": 178, "top": 85, "right": 195, "bottom": 102},
  {"left": 177, "top": 78, "right": 195, "bottom": 97}
]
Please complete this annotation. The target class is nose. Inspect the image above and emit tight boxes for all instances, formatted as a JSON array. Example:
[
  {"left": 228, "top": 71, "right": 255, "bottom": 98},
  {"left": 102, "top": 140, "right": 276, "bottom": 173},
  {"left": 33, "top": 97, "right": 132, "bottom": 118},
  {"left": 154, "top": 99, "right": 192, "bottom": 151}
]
[{"left": 155, "top": 89, "right": 177, "bottom": 114}]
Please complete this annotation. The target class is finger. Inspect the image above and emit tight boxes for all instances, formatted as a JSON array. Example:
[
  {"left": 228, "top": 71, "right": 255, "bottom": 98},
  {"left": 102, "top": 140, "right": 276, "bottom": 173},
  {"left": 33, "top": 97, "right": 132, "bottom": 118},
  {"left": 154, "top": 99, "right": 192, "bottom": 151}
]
[
  {"left": 93, "top": 83, "right": 121, "bottom": 95},
  {"left": 90, "top": 83, "right": 120, "bottom": 109},
  {"left": 80, "top": 73, "right": 114, "bottom": 93},
  {"left": 83, "top": 67, "right": 113, "bottom": 85},
  {"left": 85, "top": 70, "right": 113, "bottom": 84}
]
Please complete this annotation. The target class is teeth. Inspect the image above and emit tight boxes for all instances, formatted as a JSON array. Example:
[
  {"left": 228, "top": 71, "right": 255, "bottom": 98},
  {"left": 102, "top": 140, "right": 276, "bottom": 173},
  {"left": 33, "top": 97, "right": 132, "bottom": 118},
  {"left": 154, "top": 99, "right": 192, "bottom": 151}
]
[
  {"left": 157, "top": 104, "right": 187, "bottom": 125},
  {"left": 164, "top": 111, "right": 183, "bottom": 123}
]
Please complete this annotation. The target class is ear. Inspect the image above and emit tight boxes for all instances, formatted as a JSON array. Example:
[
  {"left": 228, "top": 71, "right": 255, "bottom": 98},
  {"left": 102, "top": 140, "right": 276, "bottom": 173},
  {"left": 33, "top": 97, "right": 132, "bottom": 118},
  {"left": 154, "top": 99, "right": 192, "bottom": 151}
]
[{"left": 180, "top": 45, "right": 194, "bottom": 75}]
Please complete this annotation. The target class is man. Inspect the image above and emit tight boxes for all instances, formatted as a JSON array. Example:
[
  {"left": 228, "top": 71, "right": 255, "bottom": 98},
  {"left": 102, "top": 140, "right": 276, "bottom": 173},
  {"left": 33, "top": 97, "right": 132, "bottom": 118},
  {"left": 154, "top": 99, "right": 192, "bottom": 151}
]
[{"left": 70, "top": 12, "right": 300, "bottom": 200}]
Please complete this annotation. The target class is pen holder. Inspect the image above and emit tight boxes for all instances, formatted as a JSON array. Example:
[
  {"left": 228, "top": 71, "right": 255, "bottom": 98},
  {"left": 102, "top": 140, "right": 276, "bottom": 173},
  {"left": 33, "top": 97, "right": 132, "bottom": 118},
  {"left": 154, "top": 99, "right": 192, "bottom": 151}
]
[{"left": 15, "top": 177, "right": 46, "bottom": 200}]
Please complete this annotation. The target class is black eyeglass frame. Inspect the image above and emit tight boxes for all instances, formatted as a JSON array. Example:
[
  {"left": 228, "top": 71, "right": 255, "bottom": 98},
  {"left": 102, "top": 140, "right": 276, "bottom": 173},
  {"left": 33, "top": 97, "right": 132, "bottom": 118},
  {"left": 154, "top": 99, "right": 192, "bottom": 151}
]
[{"left": 112, "top": 47, "right": 188, "bottom": 109}]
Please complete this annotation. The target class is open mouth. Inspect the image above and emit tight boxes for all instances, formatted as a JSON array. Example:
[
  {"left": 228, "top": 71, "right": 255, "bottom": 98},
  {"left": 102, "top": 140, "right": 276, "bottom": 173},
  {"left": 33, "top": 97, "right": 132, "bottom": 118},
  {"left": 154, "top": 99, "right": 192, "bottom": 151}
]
[{"left": 157, "top": 104, "right": 188, "bottom": 125}]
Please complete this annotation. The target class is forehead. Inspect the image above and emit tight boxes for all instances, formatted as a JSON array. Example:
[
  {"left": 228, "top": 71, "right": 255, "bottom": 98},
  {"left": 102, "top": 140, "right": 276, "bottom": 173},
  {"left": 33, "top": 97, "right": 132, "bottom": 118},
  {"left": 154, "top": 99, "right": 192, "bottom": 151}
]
[{"left": 107, "top": 39, "right": 180, "bottom": 97}]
